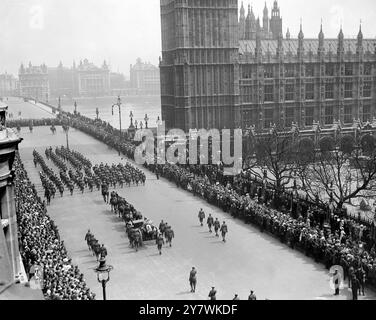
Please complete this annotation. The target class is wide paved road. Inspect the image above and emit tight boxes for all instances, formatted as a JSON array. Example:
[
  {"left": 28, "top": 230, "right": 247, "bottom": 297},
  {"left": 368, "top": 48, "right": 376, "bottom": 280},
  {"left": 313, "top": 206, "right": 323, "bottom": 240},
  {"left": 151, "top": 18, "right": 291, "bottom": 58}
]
[{"left": 18, "top": 127, "right": 376, "bottom": 300}]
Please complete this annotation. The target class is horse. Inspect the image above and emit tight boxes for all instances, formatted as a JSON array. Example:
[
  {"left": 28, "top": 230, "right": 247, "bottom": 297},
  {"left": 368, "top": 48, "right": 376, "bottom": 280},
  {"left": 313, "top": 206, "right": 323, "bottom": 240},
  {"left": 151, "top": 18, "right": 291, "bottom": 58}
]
[{"left": 126, "top": 227, "right": 143, "bottom": 252}]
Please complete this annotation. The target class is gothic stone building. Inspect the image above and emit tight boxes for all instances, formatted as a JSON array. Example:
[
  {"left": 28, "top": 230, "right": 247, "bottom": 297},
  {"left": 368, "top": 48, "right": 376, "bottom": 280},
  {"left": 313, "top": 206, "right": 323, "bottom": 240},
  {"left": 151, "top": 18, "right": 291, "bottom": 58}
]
[{"left": 160, "top": 0, "right": 376, "bottom": 133}]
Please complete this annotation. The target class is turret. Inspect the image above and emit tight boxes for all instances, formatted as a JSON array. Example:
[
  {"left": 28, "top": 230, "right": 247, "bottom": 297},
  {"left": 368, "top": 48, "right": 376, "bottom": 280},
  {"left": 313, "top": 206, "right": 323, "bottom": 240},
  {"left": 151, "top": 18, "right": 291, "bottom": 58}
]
[
  {"left": 318, "top": 23, "right": 325, "bottom": 55},
  {"left": 357, "top": 23, "right": 363, "bottom": 55},
  {"left": 337, "top": 26, "right": 344, "bottom": 56},
  {"left": 263, "top": 2, "right": 269, "bottom": 33},
  {"left": 298, "top": 21, "right": 304, "bottom": 57},
  {"left": 286, "top": 28, "right": 290, "bottom": 40},
  {"left": 239, "top": 2, "right": 246, "bottom": 40}
]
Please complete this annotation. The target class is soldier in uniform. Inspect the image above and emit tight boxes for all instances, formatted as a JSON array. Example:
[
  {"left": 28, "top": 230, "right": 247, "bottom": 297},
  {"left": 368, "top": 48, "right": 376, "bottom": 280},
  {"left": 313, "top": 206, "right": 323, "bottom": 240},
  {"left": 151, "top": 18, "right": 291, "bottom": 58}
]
[
  {"left": 165, "top": 225, "right": 175, "bottom": 247},
  {"left": 207, "top": 214, "right": 214, "bottom": 233},
  {"left": 100, "top": 244, "right": 107, "bottom": 258},
  {"left": 159, "top": 220, "right": 167, "bottom": 237},
  {"left": 84, "top": 230, "right": 93, "bottom": 251},
  {"left": 189, "top": 267, "right": 197, "bottom": 293},
  {"left": 214, "top": 218, "right": 221, "bottom": 237},
  {"left": 198, "top": 208, "right": 205, "bottom": 226},
  {"left": 156, "top": 234, "right": 165, "bottom": 255},
  {"left": 220, "top": 221, "right": 228, "bottom": 242},
  {"left": 208, "top": 287, "right": 217, "bottom": 300}
]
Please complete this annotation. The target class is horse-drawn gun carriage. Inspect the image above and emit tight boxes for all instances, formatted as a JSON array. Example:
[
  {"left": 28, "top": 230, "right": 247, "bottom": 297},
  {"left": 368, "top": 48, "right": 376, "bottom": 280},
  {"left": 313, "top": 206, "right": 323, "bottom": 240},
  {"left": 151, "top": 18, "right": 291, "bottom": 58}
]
[{"left": 125, "top": 218, "right": 158, "bottom": 251}]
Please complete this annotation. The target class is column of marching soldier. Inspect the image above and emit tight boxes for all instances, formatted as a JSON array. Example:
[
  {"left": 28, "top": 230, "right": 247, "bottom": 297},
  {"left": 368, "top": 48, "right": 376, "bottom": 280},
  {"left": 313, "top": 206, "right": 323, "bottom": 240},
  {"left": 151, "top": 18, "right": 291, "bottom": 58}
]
[{"left": 32, "top": 146, "right": 145, "bottom": 206}]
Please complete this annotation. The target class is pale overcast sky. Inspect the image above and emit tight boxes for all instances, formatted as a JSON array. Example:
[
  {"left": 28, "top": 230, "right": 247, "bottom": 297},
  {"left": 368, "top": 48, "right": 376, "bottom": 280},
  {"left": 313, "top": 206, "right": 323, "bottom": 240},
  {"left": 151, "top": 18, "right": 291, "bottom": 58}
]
[{"left": 0, "top": 0, "right": 375, "bottom": 76}]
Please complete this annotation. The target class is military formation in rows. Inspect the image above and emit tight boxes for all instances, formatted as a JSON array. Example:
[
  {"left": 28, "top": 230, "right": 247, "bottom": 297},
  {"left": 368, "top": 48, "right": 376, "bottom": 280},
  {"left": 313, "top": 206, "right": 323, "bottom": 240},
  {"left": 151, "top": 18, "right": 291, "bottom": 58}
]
[{"left": 33, "top": 146, "right": 146, "bottom": 204}]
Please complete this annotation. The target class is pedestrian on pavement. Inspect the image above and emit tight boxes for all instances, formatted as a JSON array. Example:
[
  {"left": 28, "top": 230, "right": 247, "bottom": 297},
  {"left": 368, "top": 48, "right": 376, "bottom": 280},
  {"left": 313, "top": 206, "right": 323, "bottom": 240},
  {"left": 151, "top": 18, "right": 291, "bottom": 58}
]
[
  {"left": 220, "top": 221, "right": 228, "bottom": 242},
  {"left": 207, "top": 214, "right": 214, "bottom": 233},
  {"left": 214, "top": 218, "right": 220, "bottom": 237},
  {"left": 156, "top": 234, "right": 165, "bottom": 255},
  {"left": 208, "top": 287, "right": 217, "bottom": 300},
  {"left": 198, "top": 209, "right": 205, "bottom": 226},
  {"left": 189, "top": 267, "right": 197, "bottom": 293},
  {"left": 248, "top": 290, "right": 257, "bottom": 300}
]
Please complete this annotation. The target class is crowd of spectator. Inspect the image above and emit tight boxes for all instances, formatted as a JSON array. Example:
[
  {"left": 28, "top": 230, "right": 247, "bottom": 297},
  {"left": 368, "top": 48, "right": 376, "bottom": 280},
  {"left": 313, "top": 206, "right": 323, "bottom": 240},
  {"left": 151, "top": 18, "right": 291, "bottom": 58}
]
[{"left": 15, "top": 153, "right": 95, "bottom": 300}]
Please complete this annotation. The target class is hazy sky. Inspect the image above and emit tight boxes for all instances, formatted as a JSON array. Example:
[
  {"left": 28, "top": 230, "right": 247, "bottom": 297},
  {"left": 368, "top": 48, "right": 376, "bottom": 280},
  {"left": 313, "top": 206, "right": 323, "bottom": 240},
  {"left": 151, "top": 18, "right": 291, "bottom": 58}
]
[{"left": 0, "top": 0, "right": 375, "bottom": 76}]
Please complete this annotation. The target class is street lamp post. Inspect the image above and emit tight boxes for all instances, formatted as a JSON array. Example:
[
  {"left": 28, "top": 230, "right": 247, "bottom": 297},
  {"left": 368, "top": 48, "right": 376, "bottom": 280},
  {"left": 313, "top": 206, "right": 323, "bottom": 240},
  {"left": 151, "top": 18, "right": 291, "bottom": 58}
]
[
  {"left": 74, "top": 101, "right": 77, "bottom": 115},
  {"left": 112, "top": 96, "right": 123, "bottom": 139},
  {"left": 96, "top": 108, "right": 99, "bottom": 120},
  {"left": 63, "top": 124, "right": 70, "bottom": 150},
  {"left": 129, "top": 111, "right": 134, "bottom": 128},
  {"left": 135, "top": 120, "right": 138, "bottom": 130},
  {"left": 94, "top": 256, "right": 113, "bottom": 300},
  {"left": 144, "top": 114, "right": 149, "bottom": 129}
]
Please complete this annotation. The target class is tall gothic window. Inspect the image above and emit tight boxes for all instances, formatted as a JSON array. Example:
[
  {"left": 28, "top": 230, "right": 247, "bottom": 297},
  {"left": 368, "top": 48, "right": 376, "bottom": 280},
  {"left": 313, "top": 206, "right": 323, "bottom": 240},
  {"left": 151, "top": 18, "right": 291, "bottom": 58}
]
[
  {"left": 325, "top": 64, "right": 335, "bottom": 76},
  {"left": 264, "top": 85, "right": 274, "bottom": 102},
  {"left": 345, "top": 82, "right": 353, "bottom": 98},
  {"left": 363, "top": 104, "right": 372, "bottom": 123},
  {"left": 344, "top": 105, "right": 353, "bottom": 124},
  {"left": 324, "top": 105, "right": 334, "bottom": 125},
  {"left": 325, "top": 83, "right": 334, "bottom": 99},
  {"left": 264, "top": 66, "right": 274, "bottom": 78},
  {"left": 305, "top": 83, "right": 314, "bottom": 100},
  {"left": 345, "top": 63, "right": 353, "bottom": 76},
  {"left": 285, "top": 107, "right": 294, "bottom": 127},
  {"left": 285, "top": 65, "right": 295, "bottom": 78},
  {"left": 305, "top": 107, "right": 314, "bottom": 126},
  {"left": 264, "top": 109, "right": 273, "bottom": 128},
  {"left": 305, "top": 64, "right": 314, "bottom": 77},
  {"left": 363, "top": 81, "right": 372, "bottom": 97},
  {"left": 364, "top": 63, "right": 372, "bottom": 75},
  {"left": 285, "top": 84, "right": 294, "bottom": 101}
]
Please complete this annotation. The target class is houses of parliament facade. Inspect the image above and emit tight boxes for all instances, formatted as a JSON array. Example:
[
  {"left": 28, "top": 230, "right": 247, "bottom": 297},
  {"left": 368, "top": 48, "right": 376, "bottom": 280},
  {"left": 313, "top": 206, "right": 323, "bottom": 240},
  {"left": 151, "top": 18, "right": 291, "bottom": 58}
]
[{"left": 160, "top": 0, "right": 376, "bottom": 133}]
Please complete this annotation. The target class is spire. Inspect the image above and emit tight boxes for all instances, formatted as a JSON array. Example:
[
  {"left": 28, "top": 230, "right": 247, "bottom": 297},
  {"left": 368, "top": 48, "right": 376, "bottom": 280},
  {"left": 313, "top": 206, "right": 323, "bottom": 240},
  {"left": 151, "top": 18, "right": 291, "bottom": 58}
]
[
  {"left": 357, "top": 21, "right": 363, "bottom": 54},
  {"left": 357, "top": 21, "right": 363, "bottom": 43},
  {"left": 338, "top": 25, "right": 344, "bottom": 41},
  {"left": 298, "top": 19, "right": 304, "bottom": 40},
  {"left": 286, "top": 28, "right": 290, "bottom": 40},
  {"left": 263, "top": 2, "right": 269, "bottom": 32},
  {"left": 318, "top": 21, "right": 324, "bottom": 48},
  {"left": 240, "top": 1, "right": 245, "bottom": 16},
  {"left": 250, "top": 5, "right": 255, "bottom": 21},
  {"left": 263, "top": 2, "right": 268, "bottom": 16}
]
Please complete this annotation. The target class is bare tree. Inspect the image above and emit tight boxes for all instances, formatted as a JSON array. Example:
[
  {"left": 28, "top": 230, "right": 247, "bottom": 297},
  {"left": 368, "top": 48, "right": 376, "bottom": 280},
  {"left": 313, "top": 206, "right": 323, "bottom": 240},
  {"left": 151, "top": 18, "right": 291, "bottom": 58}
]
[
  {"left": 247, "top": 127, "right": 298, "bottom": 192},
  {"left": 297, "top": 135, "right": 376, "bottom": 209}
]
